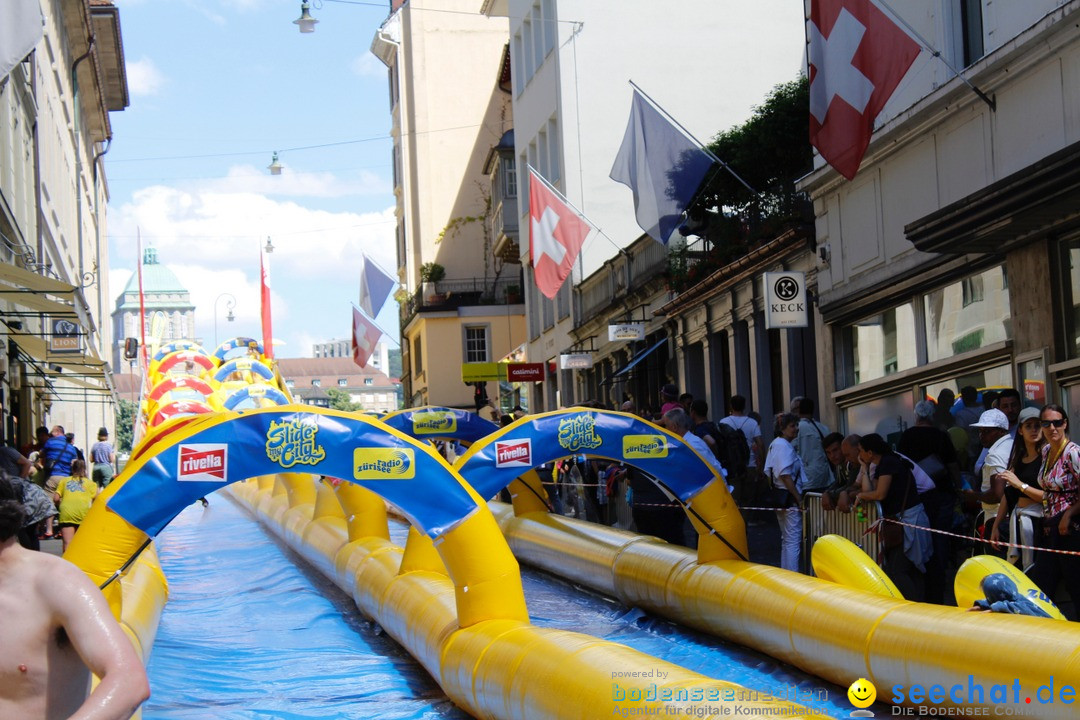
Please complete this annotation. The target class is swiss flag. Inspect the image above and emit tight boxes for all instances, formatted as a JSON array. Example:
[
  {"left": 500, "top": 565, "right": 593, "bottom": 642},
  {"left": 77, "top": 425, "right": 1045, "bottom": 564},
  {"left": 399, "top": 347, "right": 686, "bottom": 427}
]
[
  {"left": 529, "top": 168, "right": 593, "bottom": 300},
  {"left": 352, "top": 306, "right": 382, "bottom": 368},
  {"left": 808, "top": 0, "right": 921, "bottom": 180}
]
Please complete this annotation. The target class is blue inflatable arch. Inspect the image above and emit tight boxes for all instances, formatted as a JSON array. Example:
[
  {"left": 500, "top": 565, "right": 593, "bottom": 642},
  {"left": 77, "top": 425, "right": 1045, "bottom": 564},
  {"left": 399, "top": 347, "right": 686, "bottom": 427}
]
[
  {"left": 381, "top": 406, "right": 499, "bottom": 445},
  {"left": 109, "top": 406, "right": 481, "bottom": 538}
]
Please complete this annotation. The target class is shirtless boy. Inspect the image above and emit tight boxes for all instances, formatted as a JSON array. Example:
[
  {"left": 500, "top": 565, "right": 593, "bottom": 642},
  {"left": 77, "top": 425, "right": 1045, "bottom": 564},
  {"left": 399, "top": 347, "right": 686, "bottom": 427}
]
[{"left": 0, "top": 476, "right": 150, "bottom": 720}]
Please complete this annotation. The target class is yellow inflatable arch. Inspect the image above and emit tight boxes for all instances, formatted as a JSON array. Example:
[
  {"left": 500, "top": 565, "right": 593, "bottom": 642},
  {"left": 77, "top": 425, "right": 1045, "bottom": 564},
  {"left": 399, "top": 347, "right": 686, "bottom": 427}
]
[
  {"left": 455, "top": 407, "right": 747, "bottom": 563},
  {"left": 67, "top": 405, "right": 821, "bottom": 719}
]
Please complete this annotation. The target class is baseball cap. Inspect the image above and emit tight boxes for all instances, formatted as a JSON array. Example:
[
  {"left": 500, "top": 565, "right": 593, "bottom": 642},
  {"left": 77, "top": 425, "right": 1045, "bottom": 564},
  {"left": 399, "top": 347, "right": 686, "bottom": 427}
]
[
  {"left": 1018, "top": 407, "right": 1041, "bottom": 425},
  {"left": 970, "top": 408, "right": 1009, "bottom": 430}
]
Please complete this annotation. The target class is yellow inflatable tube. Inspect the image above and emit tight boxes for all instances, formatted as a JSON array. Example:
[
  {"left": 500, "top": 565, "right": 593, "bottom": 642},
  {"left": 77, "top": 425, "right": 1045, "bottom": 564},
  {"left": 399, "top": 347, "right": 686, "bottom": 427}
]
[
  {"left": 227, "top": 475, "right": 821, "bottom": 719},
  {"left": 491, "top": 503, "right": 1080, "bottom": 717},
  {"left": 811, "top": 534, "right": 903, "bottom": 599}
]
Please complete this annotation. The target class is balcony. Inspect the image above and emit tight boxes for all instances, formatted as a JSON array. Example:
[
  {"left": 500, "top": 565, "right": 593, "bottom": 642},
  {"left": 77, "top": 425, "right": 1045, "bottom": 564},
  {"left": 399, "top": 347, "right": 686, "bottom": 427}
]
[
  {"left": 490, "top": 197, "right": 520, "bottom": 262},
  {"left": 400, "top": 276, "right": 523, "bottom": 327}
]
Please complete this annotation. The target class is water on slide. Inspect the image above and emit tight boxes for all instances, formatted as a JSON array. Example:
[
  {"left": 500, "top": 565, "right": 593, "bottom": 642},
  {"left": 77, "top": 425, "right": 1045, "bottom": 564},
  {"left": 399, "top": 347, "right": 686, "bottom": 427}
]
[{"left": 143, "top": 495, "right": 863, "bottom": 718}]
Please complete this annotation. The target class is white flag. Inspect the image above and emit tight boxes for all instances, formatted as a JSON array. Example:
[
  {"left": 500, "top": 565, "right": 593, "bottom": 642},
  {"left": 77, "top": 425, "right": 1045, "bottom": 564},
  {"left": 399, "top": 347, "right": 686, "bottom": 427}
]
[{"left": 1, "top": 0, "right": 43, "bottom": 82}]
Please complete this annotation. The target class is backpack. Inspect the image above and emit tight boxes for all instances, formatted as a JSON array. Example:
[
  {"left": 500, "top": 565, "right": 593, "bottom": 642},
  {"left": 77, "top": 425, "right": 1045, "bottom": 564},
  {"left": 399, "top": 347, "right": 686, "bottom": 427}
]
[{"left": 698, "top": 421, "right": 750, "bottom": 481}]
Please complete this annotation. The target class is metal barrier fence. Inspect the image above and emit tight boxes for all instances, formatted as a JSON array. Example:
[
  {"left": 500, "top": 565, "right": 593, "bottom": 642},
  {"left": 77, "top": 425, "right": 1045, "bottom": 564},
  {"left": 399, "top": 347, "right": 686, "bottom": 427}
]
[{"left": 801, "top": 492, "right": 881, "bottom": 575}]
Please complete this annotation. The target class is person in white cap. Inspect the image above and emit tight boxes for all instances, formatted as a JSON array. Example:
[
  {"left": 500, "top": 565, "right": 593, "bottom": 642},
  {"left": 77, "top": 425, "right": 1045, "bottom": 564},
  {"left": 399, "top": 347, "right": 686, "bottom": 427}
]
[{"left": 962, "top": 408, "right": 1013, "bottom": 534}]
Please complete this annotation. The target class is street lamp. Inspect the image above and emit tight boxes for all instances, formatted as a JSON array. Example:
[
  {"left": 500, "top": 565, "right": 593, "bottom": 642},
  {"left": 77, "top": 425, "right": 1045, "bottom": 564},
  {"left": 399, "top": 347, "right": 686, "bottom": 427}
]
[
  {"left": 293, "top": 1, "right": 319, "bottom": 33},
  {"left": 214, "top": 293, "right": 236, "bottom": 348}
]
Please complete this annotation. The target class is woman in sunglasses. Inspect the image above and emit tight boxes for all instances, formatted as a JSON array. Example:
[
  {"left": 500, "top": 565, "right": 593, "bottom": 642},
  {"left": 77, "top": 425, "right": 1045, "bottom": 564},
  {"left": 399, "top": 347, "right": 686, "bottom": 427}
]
[
  {"left": 992, "top": 407, "right": 1045, "bottom": 571},
  {"left": 1027, "top": 404, "right": 1080, "bottom": 614}
]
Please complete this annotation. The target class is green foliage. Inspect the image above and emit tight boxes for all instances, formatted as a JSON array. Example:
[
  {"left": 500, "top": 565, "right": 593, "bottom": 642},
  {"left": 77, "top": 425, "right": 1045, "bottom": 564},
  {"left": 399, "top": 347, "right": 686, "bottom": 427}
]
[
  {"left": 387, "top": 348, "right": 403, "bottom": 379},
  {"left": 115, "top": 399, "right": 136, "bottom": 452},
  {"left": 700, "top": 76, "right": 812, "bottom": 219},
  {"left": 326, "top": 387, "right": 363, "bottom": 412},
  {"left": 419, "top": 262, "right": 445, "bottom": 283},
  {"left": 666, "top": 75, "right": 813, "bottom": 294}
]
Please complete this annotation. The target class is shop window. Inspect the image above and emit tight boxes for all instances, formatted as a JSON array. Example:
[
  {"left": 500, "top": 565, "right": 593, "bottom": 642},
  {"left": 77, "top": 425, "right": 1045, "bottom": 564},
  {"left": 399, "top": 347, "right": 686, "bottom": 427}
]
[
  {"left": 843, "top": 391, "right": 914, "bottom": 447},
  {"left": 839, "top": 302, "right": 917, "bottom": 386},
  {"left": 924, "top": 266, "right": 1010, "bottom": 363}
]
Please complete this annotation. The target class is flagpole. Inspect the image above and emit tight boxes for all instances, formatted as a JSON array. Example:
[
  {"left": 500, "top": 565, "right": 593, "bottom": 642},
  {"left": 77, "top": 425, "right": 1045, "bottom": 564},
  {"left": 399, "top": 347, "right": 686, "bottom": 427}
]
[
  {"left": 350, "top": 303, "right": 401, "bottom": 347},
  {"left": 527, "top": 165, "right": 628, "bottom": 258},
  {"left": 627, "top": 80, "right": 758, "bottom": 195},
  {"left": 874, "top": 0, "right": 995, "bottom": 112}
]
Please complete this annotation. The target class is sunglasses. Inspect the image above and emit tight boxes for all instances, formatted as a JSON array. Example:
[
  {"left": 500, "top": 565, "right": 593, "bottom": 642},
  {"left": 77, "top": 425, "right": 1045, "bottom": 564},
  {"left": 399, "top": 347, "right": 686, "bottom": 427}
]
[{"left": 1041, "top": 419, "right": 1067, "bottom": 428}]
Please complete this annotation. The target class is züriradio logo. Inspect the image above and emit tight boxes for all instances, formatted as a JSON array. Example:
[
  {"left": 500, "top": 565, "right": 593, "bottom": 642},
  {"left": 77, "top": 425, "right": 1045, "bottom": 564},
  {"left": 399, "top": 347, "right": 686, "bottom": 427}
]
[
  {"left": 353, "top": 448, "right": 415, "bottom": 480},
  {"left": 412, "top": 411, "right": 457, "bottom": 435},
  {"left": 178, "top": 444, "right": 228, "bottom": 482},
  {"left": 622, "top": 434, "right": 668, "bottom": 459}
]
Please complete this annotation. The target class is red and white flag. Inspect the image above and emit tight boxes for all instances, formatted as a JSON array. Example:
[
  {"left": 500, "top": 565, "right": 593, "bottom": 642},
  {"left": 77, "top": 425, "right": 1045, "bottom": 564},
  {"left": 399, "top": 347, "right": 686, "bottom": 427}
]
[
  {"left": 808, "top": 0, "right": 921, "bottom": 180},
  {"left": 260, "top": 249, "right": 274, "bottom": 360},
  {"left": 529, "top": 168, "right": 593, "bottom": 300},
  {"left": 352, "top": 306, "right": 382, "bottom": 368}
]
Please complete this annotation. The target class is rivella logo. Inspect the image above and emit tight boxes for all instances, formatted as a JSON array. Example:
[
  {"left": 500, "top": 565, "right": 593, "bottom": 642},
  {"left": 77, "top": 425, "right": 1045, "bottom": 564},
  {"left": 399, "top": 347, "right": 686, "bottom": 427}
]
[
  {"left": 412, "top": 411, "right": 457, "bottom": 435},
  {"left": 495, "top": 439, "right": 532, "bottom": 468},
  {"left": 353, "top": 447, "right": 415, "bottom": 480},
  {"left": 177, "top": 444, "right": 227, "bottom": 482},
  {"left": 622, "top": 434, "right": 668, "bottom": 459}
]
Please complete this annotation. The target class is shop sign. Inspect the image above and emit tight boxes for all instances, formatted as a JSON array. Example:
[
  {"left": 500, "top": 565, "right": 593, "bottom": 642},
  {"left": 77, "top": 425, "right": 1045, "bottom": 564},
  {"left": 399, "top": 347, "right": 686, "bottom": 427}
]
[
  {"left": 50, "top": 317, "right": 82, "bottom": 353},
  {"left": 560, "top": 353, "right": 593, "bottom": 370},
  {"left": 608, "top": 323, "right": 645, "bottom": 341},
  {"left": 461, "top": 362, "right": 504, "bottom": 382},
  {"left": 763, "top": 272, "right": 807, "bottom": 329},
  {"left": 506, "top": 363, "right": 544, "bottom": 382}
]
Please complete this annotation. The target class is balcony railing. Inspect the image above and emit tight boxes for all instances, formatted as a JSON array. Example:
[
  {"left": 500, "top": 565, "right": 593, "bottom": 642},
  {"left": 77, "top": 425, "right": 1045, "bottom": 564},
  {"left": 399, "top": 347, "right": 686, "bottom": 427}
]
[{"left": 400, "top": 276, "right": 523, "bottom": 327}]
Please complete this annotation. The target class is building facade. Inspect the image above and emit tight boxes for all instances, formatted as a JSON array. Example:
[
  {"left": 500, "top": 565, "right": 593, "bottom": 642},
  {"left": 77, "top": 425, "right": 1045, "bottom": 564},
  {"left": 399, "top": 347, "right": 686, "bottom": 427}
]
[
  {"left": 800, "top": 0, "right": 1080, "bottom": 436},
  {"left": 0, "top": 0, "right": 127, "bottom": 448},
  {"left": 484, "top": 0, "right": 805, "bottom": 413},
  {"left": 111, "top": 246, "right": 196, "bottom": 371},
  {"left": 371, "top": 0, "right": 525, "bottom": 410},
  {"left": 278, "top": 357, "right": 400, "bottom": 413}
]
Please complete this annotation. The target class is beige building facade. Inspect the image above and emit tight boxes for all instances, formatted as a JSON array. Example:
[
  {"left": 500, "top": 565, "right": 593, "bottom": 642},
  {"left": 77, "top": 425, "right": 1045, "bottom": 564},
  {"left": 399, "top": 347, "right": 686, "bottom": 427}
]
[
  {"left": 372, "top": 0, "right": 525, "bottom": 409},
  {"left": 800, "top": 0, "right": 1080, "bottom": 436},
  {"left": 0, "top": 0, "right": 127, "bottom": 449}
]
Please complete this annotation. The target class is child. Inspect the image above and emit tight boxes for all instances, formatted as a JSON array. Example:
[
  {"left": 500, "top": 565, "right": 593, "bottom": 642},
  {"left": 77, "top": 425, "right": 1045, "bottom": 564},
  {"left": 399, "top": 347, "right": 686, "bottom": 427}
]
[{"left": 53, "top": 459, "right": 98, "bottom": 552}]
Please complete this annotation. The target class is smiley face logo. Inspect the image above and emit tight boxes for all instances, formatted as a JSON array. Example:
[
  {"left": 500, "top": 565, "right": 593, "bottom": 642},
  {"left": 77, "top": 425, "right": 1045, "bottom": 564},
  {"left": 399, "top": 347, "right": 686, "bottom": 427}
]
[{"left": 847, "top": 677, "right": 876, "bottom": 708}]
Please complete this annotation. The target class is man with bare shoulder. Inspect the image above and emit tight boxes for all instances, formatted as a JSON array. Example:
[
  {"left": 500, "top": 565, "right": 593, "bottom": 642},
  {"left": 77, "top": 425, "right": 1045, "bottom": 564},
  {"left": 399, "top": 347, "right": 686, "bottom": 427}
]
[{"left": 0, "top": 476, "right": 150, "bottom": 720}]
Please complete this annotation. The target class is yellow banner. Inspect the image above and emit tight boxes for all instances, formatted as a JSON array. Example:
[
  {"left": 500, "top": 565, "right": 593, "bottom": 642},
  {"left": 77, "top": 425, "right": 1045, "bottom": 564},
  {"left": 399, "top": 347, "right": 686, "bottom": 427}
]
[{"left": 461, "top": 362, "right": 506, "bottom": 382}]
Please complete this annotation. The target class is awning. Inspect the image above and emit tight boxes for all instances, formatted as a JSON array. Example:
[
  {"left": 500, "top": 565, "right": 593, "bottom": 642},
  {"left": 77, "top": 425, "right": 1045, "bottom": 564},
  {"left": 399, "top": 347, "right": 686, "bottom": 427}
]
[{"left": 601, "top": 337, "right": 667, "bottom": 386}]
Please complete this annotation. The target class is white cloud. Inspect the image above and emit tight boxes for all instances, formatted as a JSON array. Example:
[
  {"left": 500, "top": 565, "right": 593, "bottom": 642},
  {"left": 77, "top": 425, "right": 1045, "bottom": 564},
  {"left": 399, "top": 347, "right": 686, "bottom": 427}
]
[
  {"left": 196, "top": 164, "right": 389, "bottom": 198},
  {"left": 107, "top": 172, "right": 400, "bottom": 355},
  {"left": 125, "top": 57, "right": 165, "bottom": 97},
  {"left": 351, "top": 54, "right": 386, "bottom": 79}
]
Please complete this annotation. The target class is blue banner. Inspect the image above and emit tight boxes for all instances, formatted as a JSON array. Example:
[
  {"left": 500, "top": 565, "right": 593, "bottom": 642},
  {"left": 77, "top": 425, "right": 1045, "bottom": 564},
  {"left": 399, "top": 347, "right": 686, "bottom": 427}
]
[
  {"left": 381, "top": 406, "right": 499, "bottom": 445},
  {"left": 456, "top": 409, "right": 719, "bottom": 501},
  {"left": 109, "top": 408, "right": 479, "bottom": 538}
]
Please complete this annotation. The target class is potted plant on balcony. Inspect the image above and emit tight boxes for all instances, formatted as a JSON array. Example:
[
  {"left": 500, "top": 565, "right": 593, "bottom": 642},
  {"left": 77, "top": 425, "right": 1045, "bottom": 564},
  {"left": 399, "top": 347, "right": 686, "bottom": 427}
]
[{"left": 420, "top": 262, "right": 446, "bottom": 304}]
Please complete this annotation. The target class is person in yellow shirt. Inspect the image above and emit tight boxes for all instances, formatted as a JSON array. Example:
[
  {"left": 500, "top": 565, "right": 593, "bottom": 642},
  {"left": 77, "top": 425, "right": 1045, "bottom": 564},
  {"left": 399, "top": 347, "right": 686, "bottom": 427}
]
[{"left": 52, "top": 459, "right": 98, "bottom": 552}]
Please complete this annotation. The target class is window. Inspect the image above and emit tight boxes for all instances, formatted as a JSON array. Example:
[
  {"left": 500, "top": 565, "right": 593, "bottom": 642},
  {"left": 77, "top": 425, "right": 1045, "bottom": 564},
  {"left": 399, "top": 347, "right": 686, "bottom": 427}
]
[
  {"left": 1064, "top": 239, "right": 1080, "bottom": 358},
  {"left": 413, "top": 336, "right": 423, "bottom": 375},
  {"left": 285, "top": 379, "right": 295, "bottom": 388},
  {"left": 513, "top": 32, "right": 525, "bottom": 96},
  {"left": 311, "top": 379, "right": 321, "bottom": 387},
  {"left": 531, "top": 3, "right": 544, "bottom": 70},
  {"left": 337, "top": 378, "right": 347, "bottom": 386},
  {"left": 542, "top": 0, "right": 555, "bottom": 55},
  {"left": 556, "top": 279, "right": 570, "bottom": 320},
  {"left": 547, "top": 117, "right": 560, "bottom": 184},
  {"left": 465, "top": 326, "right": 489, "bottom": 363},
  {"left": 959, "top": 0, "right": 984, "bottom": 66},
  {"left": 364, "top": 378, "right": 374, "bottom": 386},
  {"left": 503, "top": 157, "right": 517, "bottom": 198},
  {"left": 522, "top": 18, "right": 534, "bottom": 81},
  {"left": 838, "top": 302, "right": 918, "bottom": 387},
  {"left": 537, "top": 129, "right": 549, "bottom": 178},
  {"left": 924, "top": 266, "right": 1010, "bottom": 363}
]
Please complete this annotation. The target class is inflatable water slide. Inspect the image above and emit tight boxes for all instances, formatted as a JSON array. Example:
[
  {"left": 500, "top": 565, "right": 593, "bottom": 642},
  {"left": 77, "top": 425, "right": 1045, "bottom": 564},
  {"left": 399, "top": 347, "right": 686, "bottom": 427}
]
[{"left": 64, "top": 349, "right": 1080, "bottom": 718}]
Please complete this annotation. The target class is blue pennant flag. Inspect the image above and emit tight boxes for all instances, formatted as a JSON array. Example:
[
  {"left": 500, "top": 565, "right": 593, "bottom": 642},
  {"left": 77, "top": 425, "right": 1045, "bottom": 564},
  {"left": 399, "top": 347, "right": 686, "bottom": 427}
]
[
  {"left": 610, "top": 89, "right": 715, "bottom": 245},
  {"left": 359, "top": 254, "right": 397, "bottom": 318}
]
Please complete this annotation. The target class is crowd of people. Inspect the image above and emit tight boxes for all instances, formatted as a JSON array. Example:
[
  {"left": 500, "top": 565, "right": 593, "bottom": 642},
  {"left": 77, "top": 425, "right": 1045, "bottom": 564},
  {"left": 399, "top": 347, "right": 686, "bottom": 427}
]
[
  {"left": 524, "top": 383, "right": 1080, "bottom": 619},
  {"left": 1, "top": 425, "right": 116, "bottom": 552}
]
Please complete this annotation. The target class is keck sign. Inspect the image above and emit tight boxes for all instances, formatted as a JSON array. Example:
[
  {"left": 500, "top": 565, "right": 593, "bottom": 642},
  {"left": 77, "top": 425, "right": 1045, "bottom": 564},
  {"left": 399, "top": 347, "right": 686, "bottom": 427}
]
[{"left": 763, "top": 272, "right": 808, "bottom": 329}]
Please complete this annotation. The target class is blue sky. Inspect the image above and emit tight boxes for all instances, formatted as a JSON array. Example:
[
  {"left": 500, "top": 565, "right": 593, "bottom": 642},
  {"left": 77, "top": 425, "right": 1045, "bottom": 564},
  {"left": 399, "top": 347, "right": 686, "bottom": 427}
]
[
  {"left": 104, "top": 0, "right": 806, "bottom": 360},
  {"left": 106, "top": 0, "right": 401, "bottom": 357}
]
